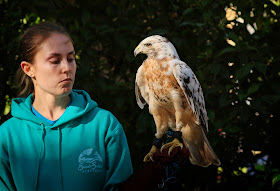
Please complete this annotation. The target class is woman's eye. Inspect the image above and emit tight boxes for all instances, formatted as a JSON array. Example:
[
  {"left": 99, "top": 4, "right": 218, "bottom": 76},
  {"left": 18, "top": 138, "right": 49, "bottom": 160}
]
[
  {"left": 50, "top": 60, "right": 61, "bottom": 64},
  {"left": 68, "top": 58, "right": 75, "bottom": 62}
]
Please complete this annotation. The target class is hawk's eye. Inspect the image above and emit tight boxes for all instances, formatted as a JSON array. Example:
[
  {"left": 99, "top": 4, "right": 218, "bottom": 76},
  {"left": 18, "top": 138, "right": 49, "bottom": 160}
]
[{"left": 144, "top": 43, "right": 152, "bottom": 47}]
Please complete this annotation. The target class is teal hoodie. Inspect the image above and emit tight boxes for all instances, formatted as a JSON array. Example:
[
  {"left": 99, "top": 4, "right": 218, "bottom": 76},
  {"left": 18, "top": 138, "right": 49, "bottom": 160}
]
[{"left": 0, "top": 90, "right": 133, "bottom": 191}]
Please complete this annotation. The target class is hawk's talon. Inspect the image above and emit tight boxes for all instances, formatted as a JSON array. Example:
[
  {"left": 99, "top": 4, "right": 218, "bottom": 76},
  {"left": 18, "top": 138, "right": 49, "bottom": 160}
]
[
  {"left": 160, "top": 138, "right": 183, "bottom": 156},
  {"left": 143, "top": 145, "right": 158, "bottom": 162}
]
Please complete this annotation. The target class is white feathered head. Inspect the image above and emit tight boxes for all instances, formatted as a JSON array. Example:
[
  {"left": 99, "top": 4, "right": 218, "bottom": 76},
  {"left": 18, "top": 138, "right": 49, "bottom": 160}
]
[{"left": 134, "top": 35, "right": 180, "bottom": 60}]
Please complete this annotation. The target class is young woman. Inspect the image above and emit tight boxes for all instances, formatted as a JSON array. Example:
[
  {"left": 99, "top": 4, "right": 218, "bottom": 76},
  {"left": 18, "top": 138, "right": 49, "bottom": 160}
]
[{"left": 0, "top": 22, "right": 133, "bottom": 191}]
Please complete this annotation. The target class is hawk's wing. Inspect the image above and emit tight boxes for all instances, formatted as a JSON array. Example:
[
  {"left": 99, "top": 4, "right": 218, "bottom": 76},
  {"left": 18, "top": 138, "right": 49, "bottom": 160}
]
[
  {"left": 173, "top": 61, "right": 209, "bottom": 132},
  {"left": 135, "top": 64, "right": 148, "bottom": 109}
]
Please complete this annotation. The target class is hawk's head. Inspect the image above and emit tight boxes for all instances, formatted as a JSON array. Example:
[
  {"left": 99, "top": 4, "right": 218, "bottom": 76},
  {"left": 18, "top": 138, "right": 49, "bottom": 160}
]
[{"left": 134, "top": 35, "right": 179, "bottom": 60}]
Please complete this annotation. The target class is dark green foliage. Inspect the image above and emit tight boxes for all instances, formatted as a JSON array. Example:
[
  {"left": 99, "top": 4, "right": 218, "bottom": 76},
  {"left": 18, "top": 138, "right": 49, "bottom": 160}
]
[{"left": 1, "top": 0, "right": 280, "bottom": 190}]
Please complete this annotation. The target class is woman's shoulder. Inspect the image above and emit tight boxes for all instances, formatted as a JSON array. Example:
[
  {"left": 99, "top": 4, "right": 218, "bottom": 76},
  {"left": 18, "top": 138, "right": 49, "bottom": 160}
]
[
  {"left": 0, "top": 117, "right": 21, "bottom": 137},
  {"left": 87, "top": 107, "right": 122, "bottom": 131},
  {"left": 0, "top": 117, "right": 21, "bottom": 129},
  {"left": 96, "top": 107, "right": 120, "bottom": 124},
  {"left": 93, "top": 107, "right": 117, "bottom": 119}
]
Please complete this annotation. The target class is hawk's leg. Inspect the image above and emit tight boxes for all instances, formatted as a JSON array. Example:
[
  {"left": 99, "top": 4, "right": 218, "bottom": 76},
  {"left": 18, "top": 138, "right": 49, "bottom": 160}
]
[
  {"left": 144, "top": 107, "right": 169, "bottom": 162},
  {"left": 161, "top": 101, "right": 185, "bottom": 155},
  {"left": 160, "top": 131, "right": 183, "bottom": 155}
]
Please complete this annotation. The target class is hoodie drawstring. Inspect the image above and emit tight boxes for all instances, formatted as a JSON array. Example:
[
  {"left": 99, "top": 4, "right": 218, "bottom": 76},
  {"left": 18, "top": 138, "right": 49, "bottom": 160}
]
[
  {"left": 35, "top": 123, "right": 46, "bottom": 190},
  {"left": 34, "top": 125, "right": 64, "bottom": 190},
  {"left": 58, "top": 127, "right": 64, "bottom": 190}
]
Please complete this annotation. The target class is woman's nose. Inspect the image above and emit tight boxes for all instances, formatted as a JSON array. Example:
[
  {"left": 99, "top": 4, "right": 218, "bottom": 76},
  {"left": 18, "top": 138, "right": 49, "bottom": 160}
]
[{"left": 61, "top": 60, "right": 70, "bottom": 73}]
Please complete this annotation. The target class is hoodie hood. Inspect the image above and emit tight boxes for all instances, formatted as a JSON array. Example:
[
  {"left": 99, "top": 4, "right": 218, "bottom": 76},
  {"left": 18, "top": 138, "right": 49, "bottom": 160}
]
[{"left": 11, "top": 89, "right": 98, "bottom": 128}]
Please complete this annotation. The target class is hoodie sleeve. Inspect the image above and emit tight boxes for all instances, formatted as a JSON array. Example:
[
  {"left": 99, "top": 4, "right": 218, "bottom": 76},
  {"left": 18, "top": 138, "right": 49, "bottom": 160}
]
[
  {"left": 0, "top": 159, "right": 16, "bottom": 191},
  {"left": 0, "top": 124, "right": 17, "bottom": 191},
  {"left": 103, "top": 124, "right": 133, "bottom": 191}
]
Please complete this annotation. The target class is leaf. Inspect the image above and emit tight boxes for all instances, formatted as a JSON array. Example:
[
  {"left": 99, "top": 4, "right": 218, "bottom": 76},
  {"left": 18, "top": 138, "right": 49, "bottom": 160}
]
[
  {"left": 81, "top": 11, "right": 90, "bottom": 26},
  {"left": 228, "top": 31, "right": 238, "bottom": 42},
  {"left": 273, "top": 174, "right": 280, "bottom": 187},
  {"left": 179, "top": 22, "right": 205, "bottom": 27},
  {"left": 210, "top": 63, "right": 221, "bottom": 76},
  {"left": 247, "top": 83, "right": 261, "bottom": 95},
  {"left": 226, "top": 126, "right": 241, "bottom": 133},
  {"left": 238, "top": 93, "right": 247, "bottom": 101},
  {"left": 219, "top": 94, "right": 232, "bottom": 107},
  {"left": 208, "top": 109, "right": 215, "bottom": 121},
  {"left": 182, "top": 8, "right": 193, "bottom": 16},
  {"left": 255, "top": 62, "right": 267, "bottom": 74},
  {"left": 179, "top": 21, "right": 195, "bottom": 27},
  {"left": 215, "top": 47, "right": 236, "bottom": 58},
  {"left": 255, "top": 164, "right": 265, "bottom": 172},
  {"left": 203, "top": 10, "right": 212, "bottom": 22},
  {"left": 235, "top": 64, "right": 253, "bottom": 80}
]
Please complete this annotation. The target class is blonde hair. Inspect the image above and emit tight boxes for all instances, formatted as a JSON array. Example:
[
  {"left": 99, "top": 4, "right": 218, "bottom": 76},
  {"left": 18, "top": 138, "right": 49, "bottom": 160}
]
[{"left": 16, "top": 21, "right": 72, "bottom": 97}]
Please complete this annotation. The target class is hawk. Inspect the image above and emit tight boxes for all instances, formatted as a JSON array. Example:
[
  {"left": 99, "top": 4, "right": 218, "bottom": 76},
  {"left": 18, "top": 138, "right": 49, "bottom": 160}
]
[{"left": 134, "top": 35, "right": 220, "bottom": 167}]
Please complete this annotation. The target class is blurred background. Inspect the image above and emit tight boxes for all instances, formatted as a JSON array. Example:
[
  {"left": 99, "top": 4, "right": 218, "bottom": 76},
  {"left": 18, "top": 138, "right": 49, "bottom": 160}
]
[{"left": 1, "top": 0, "right": 280, "bottom": 190}]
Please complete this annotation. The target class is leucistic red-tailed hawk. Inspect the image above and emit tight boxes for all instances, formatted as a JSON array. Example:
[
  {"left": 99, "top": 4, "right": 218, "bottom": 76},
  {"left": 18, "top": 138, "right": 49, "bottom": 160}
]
[{"left": 134, "top": 35, "right": 220, "bottom": 167}]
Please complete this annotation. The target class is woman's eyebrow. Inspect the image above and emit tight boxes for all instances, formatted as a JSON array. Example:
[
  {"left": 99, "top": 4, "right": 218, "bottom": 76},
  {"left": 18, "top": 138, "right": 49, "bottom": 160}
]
[
  {"left": 47, "top": 51, "right": 75, "bottom": 59},
  {"left": 47, "top": 53, "right": 61, "bottom": 60},
  {"left": 68, "top": 51, "right": 75, "bottom": 56}
]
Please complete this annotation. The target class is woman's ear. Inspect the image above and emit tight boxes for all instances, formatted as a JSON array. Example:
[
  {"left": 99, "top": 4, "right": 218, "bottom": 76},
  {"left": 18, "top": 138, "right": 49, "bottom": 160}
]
[{"left": 21, "top": 61, "right": 35, "bottom": 78}]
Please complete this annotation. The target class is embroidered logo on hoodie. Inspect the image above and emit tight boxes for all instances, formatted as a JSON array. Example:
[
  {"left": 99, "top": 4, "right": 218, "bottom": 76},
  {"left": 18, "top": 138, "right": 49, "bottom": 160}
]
[{"left": 78, "top": 148, "right": 103, "bottom": 173}]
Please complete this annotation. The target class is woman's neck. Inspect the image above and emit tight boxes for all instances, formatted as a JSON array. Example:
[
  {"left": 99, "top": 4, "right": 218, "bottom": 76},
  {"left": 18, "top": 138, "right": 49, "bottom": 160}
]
[{"left": 32, "top": 92, "right": 70, "bottom": 121}]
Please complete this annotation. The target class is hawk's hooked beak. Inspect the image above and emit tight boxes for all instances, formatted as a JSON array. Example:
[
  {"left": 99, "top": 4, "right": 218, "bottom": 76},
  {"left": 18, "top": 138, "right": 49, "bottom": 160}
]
[{"left": 134, "top": 45, "right": 142, "bottom": 57}]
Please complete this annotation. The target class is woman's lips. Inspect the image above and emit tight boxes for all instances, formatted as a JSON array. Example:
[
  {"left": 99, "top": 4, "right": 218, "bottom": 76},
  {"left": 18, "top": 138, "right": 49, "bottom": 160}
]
[{"left": 60, "top": 78, "right": 72, "bottom": 83}]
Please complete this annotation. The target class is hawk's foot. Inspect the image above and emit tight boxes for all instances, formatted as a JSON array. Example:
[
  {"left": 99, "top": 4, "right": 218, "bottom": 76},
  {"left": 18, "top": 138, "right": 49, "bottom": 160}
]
[
  {"left": 160, "top": 138, "right": 183, "bottom": 156},
  {"left": 143, "top": 145, "right": 159, "bottom": 162}
]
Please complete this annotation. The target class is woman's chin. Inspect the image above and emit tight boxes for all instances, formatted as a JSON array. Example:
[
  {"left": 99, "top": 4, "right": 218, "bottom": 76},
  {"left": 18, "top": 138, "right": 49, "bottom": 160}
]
[{"left": 59, "top": 86, "right": 73, "bottom": 96}]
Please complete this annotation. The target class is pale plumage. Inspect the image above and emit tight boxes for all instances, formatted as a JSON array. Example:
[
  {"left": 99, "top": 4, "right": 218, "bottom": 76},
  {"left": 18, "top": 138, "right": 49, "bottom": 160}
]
[{"left": 134, "top": 35, "right": 220, "bottom": 167}]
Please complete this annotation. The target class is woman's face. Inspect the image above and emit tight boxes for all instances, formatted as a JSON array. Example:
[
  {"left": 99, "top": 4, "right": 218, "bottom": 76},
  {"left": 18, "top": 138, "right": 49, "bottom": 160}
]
[{"left": 31, "top": 33, "right": 76, "bottom": 97}]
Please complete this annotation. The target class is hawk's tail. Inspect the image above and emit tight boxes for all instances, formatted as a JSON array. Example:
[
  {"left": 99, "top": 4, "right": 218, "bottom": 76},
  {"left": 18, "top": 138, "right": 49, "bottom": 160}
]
[{"left": 181, "top": 125, "right": 221, "bottom": 167}]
